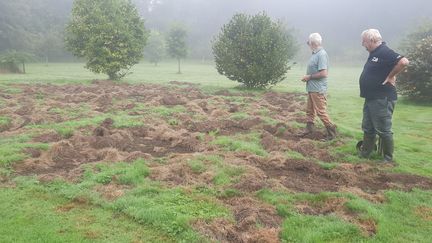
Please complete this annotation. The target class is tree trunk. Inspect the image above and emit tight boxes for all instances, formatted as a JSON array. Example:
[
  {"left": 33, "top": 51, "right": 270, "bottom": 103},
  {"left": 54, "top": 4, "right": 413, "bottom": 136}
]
[
  {"left": 22, "top": 62, "right": 26, "bottom": 74},
  {"left": 177, "top": 58, "right": 181, "bottom": 74}
]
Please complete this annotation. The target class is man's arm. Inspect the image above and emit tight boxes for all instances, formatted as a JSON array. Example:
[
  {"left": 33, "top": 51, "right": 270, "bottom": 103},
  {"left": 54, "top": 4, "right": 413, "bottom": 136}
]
[
  {"left": 382, "top": 57, "right": 410, "bottom": 86},
  {"left": 301, "top": 69, "right": 328, "bottom": 82}
]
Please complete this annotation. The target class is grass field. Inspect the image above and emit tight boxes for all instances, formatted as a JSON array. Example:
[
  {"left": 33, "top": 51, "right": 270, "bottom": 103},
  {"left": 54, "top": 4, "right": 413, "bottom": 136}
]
[{"left": 1, "top": 61, "right": 432, "bottom": 242}]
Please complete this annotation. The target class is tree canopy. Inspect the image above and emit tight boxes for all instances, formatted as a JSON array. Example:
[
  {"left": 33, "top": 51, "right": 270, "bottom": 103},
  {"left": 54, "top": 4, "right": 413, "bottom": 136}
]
[
  {"left": 65, "top": 0, "right": 149, "bottom": 80},
  {"left": 212, "top": 12, "right": 297, "bottom": 88}
]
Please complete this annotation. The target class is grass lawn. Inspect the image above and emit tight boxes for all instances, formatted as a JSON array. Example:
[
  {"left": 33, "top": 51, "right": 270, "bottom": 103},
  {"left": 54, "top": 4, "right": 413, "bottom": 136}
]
[{"left": 1, "top": 60, "right": 431, "bottom": 242}]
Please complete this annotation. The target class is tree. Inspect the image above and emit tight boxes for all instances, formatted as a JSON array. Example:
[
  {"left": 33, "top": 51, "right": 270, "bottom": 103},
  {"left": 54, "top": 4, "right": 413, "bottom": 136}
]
[
  {"left": 400, "top": 20, "right": 432, "bottom": 52},
  {"left": 144, "top": 30, "right": 165, "bottom": 66},
  {"left": 166, "top": 24, "right": 187, "bottom": 74},
  {"left": 212, "top": 12, "right": 297, "bottom": 88},
  {"left": 398, "top": 36, "right": 432, "bottom": 102},
  {"left": 65, "top": 0, "right": 149, "bottom": 80},
  {"left": 0, "top": 50, "right": 34, "bottom": 74}
]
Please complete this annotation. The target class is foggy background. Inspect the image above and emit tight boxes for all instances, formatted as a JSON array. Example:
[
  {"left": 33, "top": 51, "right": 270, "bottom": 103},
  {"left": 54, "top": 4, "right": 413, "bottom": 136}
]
[{"left": 1, "top": 0, "right": 431, "bottom": 63}]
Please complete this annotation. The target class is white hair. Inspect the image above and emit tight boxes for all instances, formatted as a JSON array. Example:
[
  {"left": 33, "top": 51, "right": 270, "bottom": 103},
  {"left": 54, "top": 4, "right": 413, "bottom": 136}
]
[
  {"left": 361, "top": 29, "right": 383, "bottom": 43},
  {"left": 308, "top": 33, "right": 322, "bottom": 46}
]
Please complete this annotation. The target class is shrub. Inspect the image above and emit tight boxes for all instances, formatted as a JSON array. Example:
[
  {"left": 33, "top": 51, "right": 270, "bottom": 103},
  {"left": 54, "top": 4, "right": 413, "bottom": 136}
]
[
  {"left": 0, "top": 50, "right": 34, "bottom": 73},
  {"left": 212, "top": 12, "right": 297, "bottom": 88},
  {"left": 398, "top": 36, "right": 432, "bottom": 102}
]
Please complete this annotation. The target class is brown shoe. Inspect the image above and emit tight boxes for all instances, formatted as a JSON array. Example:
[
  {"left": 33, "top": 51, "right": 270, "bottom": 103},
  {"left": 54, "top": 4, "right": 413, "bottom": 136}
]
[
  {"left": 324, "top": 125, "right": 337, "bottom": 141},
  {"left": 298, "top": 122, "right": 314, "bottom": 137}
]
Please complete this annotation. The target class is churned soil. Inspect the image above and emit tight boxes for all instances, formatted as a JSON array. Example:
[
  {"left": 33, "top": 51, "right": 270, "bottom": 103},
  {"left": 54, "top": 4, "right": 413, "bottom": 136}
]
[{"left": 2, "top": 82, "right": 431, "bottom": 242}]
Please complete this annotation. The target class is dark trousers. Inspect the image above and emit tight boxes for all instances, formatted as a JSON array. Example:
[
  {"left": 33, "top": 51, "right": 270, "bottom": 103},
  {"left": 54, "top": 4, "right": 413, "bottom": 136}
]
[{"left": 362, "top": 98, "right": 396, "bottom": 139}]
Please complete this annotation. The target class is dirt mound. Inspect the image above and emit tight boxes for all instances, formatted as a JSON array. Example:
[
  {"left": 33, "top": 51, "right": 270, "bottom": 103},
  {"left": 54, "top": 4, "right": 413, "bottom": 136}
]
[
  {"left": 258, "top": 159, "right": 432, "bottom": 194},
  {"left": 194, "top": 197, "right": 281, "bottom": 243},
  {"left": 295, "top": 197, "right": 377, "bottom": 236}
]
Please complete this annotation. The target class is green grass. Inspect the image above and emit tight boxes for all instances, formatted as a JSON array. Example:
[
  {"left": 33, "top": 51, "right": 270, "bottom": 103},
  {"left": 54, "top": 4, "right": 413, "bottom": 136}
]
[
  {"left": 186, "top": 154, "right": 245, "bottom": 186},
  {"left": 55, "top": 127, "right": 74, "bottom": 139},
  {"left": 82, "top": 159, "right": 150, "bottom": 186},
  {"left": 229, "top": 112, "right": 250, "bottom": 121},
  {"left": 48, "top": 104, "right": 92, "bottom": 120},
  {"left": 187, "top": 157, "right": 207, "bottom": 174},
  {"left": 147, "top": 105, "right": 187, "bottom": 117},
  {"left": 212, "top": 164, "right": 245, "bottom": 186},
  {"left": 0, "top": 116, "right": 11, "bottom": 126},
  {"left": 29, "top": 112, "right": 146, "bottom": 131},
  {"left": 0, "top": 135, "right": 49, "bottom": 168},
  {"left": 0, "top": 185, "right": 173, "bottom": 242},
  {"left": 6, "top": 158, "right": 230, "bottom": 242},
  {"left": 258, "top": 188, "right": 432, "bottom": 242},
  {"left": 212, "top": 132, "right": 268, "bottom": 156},
  {"left": 113, "top": 185, "right": 231, "bottom": 242}
]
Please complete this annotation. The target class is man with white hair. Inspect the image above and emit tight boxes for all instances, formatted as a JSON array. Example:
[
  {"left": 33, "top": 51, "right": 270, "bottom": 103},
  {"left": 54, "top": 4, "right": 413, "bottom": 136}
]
[
  {"left": 359, "top": 29, "right": 409, "bottom": 162},
  {"left": 300, "top": 32, "right": 337, "bottom": 140}
]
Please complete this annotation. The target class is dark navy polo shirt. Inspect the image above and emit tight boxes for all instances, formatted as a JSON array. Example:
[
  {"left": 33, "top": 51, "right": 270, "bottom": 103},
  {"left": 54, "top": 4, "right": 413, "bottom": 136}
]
[{"left": 359, "top": 42, "right": 403, "bottom": 100}]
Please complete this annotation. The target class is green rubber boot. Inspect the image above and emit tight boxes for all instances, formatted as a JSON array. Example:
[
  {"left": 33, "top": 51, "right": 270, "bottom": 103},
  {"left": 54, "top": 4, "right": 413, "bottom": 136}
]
[
  {"left": 359, "top": 134, "right": 376, "bottom": 158},
  {"left": 381, "top": 136, "right": 394, "bottom": 163}
]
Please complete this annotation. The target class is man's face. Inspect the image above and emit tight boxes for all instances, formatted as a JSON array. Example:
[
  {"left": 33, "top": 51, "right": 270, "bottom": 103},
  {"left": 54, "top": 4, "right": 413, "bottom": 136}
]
[
  {"left": 307, "top": 40, "right": 315, "bottom": 50},
  {"left": 362, "top": 37, "right": 372, "bottom": 52}
]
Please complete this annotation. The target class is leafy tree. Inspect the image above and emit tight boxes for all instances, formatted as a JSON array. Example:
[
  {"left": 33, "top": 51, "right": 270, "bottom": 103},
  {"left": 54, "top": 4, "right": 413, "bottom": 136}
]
[
  {"left": 166, "top": 24, "right": 188, "bottom": 74},
  {"left": 212, "top": 12, "right": 297, "bottom": 88},
  {"left": 0, "top": 50, "right": 35, "bottom": 73},
  {"left": 65, "top": 0, "right": 149, "bottom": 80},
  {"left": 144, "top": 30, "right": 165, "bottom": 66},
  {"left": 398, "top": 36, "right": 432, "bottom": 102},
  {"left": 400, "top": 20, "right": 432, "bottom": 52}
]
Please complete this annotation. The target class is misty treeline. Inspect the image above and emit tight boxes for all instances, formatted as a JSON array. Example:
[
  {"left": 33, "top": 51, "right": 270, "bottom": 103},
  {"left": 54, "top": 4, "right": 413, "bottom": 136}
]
[
  {"left": 0, "top": 0, "right": 73, "bottom": 62},
  {"left": 1, "top": 0, "right": 432, "bottom": 63}
]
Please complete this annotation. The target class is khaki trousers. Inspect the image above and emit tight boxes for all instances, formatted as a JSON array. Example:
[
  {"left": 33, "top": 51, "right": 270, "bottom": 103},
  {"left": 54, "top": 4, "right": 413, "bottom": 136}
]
[{"left": 306, "top": 92, "right": 333, "bottom": 127}]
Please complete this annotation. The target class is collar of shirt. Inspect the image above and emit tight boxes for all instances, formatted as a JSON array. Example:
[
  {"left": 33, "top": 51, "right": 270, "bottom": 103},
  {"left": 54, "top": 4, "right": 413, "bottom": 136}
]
[
  {"left": 312, "top": 47, "right": 323, "bottom": 54},
  {"left": 370, "top": 42, "right": 386, "bottom": 55}
]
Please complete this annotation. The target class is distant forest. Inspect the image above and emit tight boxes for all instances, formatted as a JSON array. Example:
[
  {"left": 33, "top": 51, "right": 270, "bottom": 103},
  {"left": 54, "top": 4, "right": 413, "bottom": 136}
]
[{"left": 1, "top": 0, "right": 431, "bottom": 63}]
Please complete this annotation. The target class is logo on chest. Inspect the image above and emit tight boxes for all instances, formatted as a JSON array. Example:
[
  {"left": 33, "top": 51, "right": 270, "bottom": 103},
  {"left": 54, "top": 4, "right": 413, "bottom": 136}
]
[{"left": 371, "top": 57, "right": 379, "bottom": 62}]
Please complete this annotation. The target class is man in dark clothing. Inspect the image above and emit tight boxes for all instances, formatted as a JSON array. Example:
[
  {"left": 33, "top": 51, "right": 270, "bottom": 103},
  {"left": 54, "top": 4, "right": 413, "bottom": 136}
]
[{"left": 359, "top": 29, "right": 409, "bottom": 162}]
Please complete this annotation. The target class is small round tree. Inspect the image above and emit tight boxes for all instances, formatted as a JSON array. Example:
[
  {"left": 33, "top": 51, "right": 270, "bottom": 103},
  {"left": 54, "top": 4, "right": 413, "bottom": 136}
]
[
  {"left": 144, "top": 31, "right": 165, "bottom": 66},
  {"left": 166, "top": 24, "right": 188, "bottom": 74},
  {"left": 212, "top": 12, "right": 297, "bottom": 88},
  {"left": 398, "top": 36, "right": 432, "bottom": 102},
  {"left": 65, "top": 0, "right": 149, "bottom": 80}
]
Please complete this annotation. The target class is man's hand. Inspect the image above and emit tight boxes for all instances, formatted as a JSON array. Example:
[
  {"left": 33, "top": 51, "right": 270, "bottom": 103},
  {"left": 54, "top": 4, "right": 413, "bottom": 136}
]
[
  {"left": 301, "top": 75, "right": 311, "bottom": 82},
  {"left": 382, "top": 76, "right": 396, "bottom": 86},
  {"left": 383, "top": 57, "right": 409, "bottom": 87}
]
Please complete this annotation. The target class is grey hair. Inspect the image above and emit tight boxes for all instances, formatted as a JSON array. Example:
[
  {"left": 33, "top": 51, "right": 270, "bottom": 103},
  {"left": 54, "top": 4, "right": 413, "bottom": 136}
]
[
  {"left": 308, "top": 33, "right": 322, "bottom": 46},
  {"left": 361, "top": 29, "right": 383, "bottom": 43}
]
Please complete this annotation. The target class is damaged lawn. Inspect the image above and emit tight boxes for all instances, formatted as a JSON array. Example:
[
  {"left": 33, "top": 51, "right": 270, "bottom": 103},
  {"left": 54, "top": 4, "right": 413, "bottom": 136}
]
[{"left": 1, "top": 66, "right": 432, "bottom": 242}]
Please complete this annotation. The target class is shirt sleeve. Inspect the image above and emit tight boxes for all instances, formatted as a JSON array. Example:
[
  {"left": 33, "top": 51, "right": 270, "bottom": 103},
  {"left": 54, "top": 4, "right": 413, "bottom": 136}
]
[
  {"left": 386, "top": 49, "right": 403, "bottom": 66},
  {"left": 317, "top": 52, "right": 329, "bottom": 71}
]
